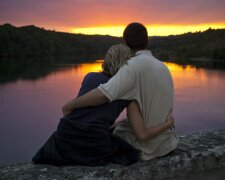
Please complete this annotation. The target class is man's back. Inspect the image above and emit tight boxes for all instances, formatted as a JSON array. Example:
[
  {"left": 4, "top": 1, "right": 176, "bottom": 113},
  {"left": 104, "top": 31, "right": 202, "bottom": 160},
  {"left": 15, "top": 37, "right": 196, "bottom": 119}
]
[
  {"left": 99, "top": 50, "right": 179, "bottom": 160},
  {"left": 127, "top": 50, "right": 174, "bottom": 127}
]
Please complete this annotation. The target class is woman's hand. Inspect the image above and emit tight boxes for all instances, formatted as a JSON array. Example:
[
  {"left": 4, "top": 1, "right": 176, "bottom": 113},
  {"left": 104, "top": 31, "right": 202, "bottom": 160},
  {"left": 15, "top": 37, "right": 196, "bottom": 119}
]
[{"left": 166, "top": 113, "right": 175, "bottom": 129}]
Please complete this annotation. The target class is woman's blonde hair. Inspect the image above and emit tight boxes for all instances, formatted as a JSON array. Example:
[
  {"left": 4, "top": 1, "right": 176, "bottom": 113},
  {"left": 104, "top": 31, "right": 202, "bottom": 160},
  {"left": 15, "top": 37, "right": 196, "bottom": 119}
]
[{"left": 102, "top": 43, "right": 133, "bottom": 76}]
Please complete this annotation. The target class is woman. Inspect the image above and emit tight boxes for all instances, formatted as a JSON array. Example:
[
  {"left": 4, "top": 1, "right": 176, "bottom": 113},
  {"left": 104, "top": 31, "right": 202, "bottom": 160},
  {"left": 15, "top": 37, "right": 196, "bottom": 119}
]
[{"left": 32, "top": 44, "right": 174, "bottom": 166}]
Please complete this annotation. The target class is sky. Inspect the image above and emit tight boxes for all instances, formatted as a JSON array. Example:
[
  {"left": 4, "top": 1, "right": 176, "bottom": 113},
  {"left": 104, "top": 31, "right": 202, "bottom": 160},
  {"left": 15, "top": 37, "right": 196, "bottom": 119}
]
[{"left": 1, "top": 0, "right": 225, "bottom": 36}]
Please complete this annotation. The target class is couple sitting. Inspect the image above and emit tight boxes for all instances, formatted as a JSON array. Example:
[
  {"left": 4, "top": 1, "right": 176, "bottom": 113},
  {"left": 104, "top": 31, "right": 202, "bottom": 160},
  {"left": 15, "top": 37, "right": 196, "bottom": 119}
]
[{"left": 32, "top": 23, "right": 179, "bottom": 166}]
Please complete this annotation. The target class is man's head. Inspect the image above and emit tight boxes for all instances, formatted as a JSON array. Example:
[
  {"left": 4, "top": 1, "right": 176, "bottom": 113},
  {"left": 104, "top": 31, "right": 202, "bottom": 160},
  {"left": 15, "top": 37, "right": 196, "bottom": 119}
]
[{"left": 123, "top": 22, "right": 148, "bottom": 51}]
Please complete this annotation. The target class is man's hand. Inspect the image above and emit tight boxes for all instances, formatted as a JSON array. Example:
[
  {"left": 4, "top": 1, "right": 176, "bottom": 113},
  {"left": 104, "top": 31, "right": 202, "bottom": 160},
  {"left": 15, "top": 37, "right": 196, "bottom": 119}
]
[
  {"left": 61, "top": 88, "right": 109, "bottom": 117},
  {"left": 62, "top": 101, "right": 73, "bottom": 117}
]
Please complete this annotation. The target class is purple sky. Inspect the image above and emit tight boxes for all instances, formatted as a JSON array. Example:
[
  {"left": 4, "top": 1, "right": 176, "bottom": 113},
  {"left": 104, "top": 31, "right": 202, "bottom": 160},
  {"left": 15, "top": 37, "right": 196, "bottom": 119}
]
[{"left": 1, "top": 0, "right": 225, "bottom": 30}]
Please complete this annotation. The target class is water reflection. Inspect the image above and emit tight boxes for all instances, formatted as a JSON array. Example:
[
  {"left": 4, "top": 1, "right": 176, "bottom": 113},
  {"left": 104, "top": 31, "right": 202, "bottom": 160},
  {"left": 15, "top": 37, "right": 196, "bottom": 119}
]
[
  {"left": 0, "top": 63, "right": 102, "bottom": 166},
  {"left": 0, "top": 61, "right": 225, "bottom": 166},
  {"left": 0, "top": 58, "right": 56, "bottom": 84},
  {"left": 164, "top": 62, "right": 225, "bottom": 134},
  {"left": 0, "top": 57, "right": 102, "bottom": 84}
]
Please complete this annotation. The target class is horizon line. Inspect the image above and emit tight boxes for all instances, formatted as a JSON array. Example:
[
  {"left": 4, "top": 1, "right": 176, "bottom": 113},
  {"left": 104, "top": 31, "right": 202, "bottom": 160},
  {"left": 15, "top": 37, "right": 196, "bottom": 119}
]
[{"left": 1, "top": 23, "right": 225, "bottom": 37}]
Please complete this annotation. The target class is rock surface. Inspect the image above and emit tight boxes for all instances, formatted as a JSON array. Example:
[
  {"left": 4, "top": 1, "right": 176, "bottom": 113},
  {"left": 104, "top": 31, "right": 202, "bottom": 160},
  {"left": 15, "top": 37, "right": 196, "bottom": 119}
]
[{"left": 1, "top": 129, "right": 225, "bottom": 180}]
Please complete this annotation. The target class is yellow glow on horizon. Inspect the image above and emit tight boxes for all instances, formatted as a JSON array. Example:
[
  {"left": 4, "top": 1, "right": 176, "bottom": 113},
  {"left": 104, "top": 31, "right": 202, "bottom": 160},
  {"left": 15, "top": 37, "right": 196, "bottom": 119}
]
[
  {"left": 71, "top": 23, "right": 225, "bottom": 36},
  {"left": 72, "top": 26, "right": 125, "bottom": 36}
]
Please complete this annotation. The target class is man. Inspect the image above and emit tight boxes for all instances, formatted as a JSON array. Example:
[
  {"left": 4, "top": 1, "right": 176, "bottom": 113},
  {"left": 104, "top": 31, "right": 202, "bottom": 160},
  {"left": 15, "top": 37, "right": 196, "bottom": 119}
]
[{"left": 63, "top": 22, "right": 179, "bottom": 160}]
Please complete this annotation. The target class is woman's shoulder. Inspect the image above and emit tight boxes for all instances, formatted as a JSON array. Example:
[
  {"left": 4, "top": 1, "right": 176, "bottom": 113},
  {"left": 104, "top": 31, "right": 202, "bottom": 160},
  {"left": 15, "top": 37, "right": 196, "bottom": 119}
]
[
  {"left": 85, "top": 72, "right": 104, "bottom": 78},
  {"left": 78, "top": 72, "right": 111, "bottom": 96},
  {"left": 84, "top": 72, "right": 110, "bottom": 82},
  {"left": 84, "top": 72, "right": 99, "bottom": 78}
]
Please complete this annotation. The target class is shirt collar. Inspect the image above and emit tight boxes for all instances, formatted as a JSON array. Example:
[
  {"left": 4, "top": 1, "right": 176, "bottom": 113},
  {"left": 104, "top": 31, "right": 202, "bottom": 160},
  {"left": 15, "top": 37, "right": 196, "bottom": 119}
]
[{"left": 135, "top": 50, "right": 153, "bottom": 57}]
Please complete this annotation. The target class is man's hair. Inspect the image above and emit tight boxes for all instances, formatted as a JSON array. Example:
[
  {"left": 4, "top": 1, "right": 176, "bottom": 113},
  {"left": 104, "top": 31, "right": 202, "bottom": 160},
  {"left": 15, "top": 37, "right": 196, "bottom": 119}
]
[{"left": 123, "top": 22, "right": 148, "bottom": 50}]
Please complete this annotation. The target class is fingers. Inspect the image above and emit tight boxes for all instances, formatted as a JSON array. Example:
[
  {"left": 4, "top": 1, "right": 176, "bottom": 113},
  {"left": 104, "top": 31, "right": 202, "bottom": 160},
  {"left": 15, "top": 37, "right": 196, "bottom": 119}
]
[
  {"left": 171, "top": 116, "right": 175, "bottom": 123},
  {"left": 167, "top": 114, "right": 175, "bottom": 128},
  {"left": 171, "top": 117, "right": 175, "bottom": 125},
  {"left": 167, "top": 113, "right": 172, "bottom": 121},
  {"left": 171, "top": 116, "right": 175, "bottom": 129},
  {"left": 167, "top": 112, "right": 175, "bottom": 121}
]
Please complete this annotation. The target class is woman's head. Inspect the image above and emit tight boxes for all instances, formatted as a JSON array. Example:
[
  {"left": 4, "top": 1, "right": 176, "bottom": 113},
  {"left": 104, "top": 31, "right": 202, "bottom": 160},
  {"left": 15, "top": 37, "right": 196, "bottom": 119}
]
[{"left": 102, "top": 43, "right": 133, "bottom": 76}]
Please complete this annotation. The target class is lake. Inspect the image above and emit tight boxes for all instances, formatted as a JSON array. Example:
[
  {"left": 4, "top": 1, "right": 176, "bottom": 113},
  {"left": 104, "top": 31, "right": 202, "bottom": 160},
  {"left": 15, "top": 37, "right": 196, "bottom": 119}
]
[{"left": 0, "top": 61, "right": 225, "bottom": 166}]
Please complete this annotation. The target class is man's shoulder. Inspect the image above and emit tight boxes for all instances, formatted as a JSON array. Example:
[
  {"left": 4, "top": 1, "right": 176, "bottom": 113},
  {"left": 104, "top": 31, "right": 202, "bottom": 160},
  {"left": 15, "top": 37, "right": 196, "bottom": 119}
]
[
  {"left": 129, "top": 50, "right": 158, "bottom": 62},
  {"left": 127, "top": 52, "right": 157, "bottom": 67},
  {"left": 126, "top": 51, "right": 168, "bottom": 75}
]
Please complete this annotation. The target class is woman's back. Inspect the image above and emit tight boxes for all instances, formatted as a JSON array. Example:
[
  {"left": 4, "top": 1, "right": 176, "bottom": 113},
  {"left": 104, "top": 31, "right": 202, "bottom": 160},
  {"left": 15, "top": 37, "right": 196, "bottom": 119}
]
[
  {"left": 64, "top": 72, "right": 129, "bottom": 133},
  {"left": 32, "top": 72, "right": 138, "bottom": 166}
]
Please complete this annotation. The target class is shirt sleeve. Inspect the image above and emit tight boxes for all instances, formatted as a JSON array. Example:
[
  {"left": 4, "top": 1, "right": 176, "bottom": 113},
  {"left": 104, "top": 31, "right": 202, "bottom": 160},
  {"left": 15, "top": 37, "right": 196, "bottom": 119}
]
[{"left": 98, "top": 65, "right": 135, "bottom": 102}]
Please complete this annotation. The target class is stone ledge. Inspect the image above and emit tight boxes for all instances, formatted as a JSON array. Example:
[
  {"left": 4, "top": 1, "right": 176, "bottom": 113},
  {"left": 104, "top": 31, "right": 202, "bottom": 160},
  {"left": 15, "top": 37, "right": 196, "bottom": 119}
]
[{"left": 1, "top": 129, "right": 225, "bottom": 180}]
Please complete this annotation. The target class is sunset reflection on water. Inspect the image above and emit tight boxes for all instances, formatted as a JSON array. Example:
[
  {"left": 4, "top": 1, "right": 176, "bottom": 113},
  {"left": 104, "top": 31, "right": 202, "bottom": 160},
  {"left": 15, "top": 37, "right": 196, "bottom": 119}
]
[
  {"left": 72, "top": 62, "right": 103, "bottom": 77},
  {"left": 164, "top": 62, "right": 225, "bottom": 134},
  {"left": 55, "top": 61, "right": 225, "bottom": 136}
]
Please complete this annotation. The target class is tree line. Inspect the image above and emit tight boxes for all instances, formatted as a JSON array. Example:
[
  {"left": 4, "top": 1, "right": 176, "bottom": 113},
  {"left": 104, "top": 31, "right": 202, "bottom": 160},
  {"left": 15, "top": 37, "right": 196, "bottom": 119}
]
[
  {"left": 0, "top": 23, "right": 225, "bottom": 64},
  {"left": 0, "top": 24, "right": 121, "bottom": 63},
  {"left": 149, "top": 28, "right": 225, "bottom": 65}
]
